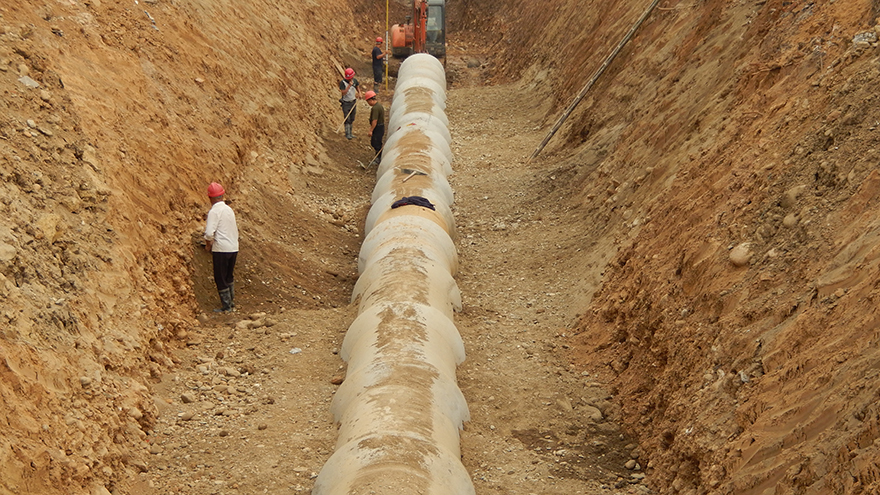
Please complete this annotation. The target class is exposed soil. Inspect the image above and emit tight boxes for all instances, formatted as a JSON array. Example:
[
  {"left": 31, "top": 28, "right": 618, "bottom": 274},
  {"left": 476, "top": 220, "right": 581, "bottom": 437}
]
[
  {"left": 139, "top": 77, "right": 648, "bottom": 495},
  {"left": 2, "top": 0, "right": 880, "bottom": 494}
]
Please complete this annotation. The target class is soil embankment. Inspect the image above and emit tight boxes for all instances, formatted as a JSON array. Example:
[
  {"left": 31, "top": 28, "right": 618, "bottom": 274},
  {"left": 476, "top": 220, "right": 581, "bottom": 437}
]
[
  {"left": 493, "top": 1, "right": 880, "bottom": 492},
  {"left": 2, "top": 0, "right": 880, "bottom": 494}
]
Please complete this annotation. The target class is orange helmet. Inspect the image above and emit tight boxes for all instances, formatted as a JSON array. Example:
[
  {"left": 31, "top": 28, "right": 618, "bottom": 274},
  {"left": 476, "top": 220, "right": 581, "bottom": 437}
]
[
  {"left": 344, "top": 68, "right": 355, "bottom": 80},
  {"left": 364, "top": 91, "right": 377, "bottom": 100},
  {"left": 207, "top": 182, "right": 225, "bottom": 198}
]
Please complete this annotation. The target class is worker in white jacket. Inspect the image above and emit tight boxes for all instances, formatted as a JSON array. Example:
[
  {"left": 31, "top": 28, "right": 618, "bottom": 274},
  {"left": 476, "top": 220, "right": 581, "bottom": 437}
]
[{"left": 204, "top": 182, "right": 239, "bottom": 312}]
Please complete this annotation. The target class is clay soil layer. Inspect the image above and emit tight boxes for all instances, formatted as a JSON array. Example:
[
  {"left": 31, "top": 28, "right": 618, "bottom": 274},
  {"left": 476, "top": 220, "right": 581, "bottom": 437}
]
[{"left": 2, "top": 0, "right": 880, "bottom": 494}]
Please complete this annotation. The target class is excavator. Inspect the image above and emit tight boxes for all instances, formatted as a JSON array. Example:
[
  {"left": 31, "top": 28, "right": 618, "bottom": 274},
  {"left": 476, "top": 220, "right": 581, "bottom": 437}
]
[{"left": 390, "top": 0, "right": 446, "bottom": 62}]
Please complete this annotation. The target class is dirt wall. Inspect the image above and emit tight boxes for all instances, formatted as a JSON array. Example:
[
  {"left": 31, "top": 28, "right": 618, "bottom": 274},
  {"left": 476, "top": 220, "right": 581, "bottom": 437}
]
[
  {"left": 4, "top": 0, "right": 880, "bottom": 493},
  {"left": 485, "top": 0, "right": 880, "bottom": 492},
  {"left": 0, "top": 1, "right": 365, "bottom": 493}
]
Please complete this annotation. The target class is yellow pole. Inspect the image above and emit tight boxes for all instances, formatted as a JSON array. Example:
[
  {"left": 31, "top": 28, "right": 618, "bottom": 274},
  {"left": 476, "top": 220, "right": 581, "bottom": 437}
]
[{"left": 385, "top": 0, "right": 389, "bottom": 92}]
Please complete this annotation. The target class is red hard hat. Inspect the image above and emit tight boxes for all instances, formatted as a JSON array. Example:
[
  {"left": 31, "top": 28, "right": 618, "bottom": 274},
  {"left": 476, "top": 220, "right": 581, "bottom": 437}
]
[
  {"left": 376, "top": 37, "right": 383, "bottom": 43},
  {"left": 344, "top": 68, "right": 355, "bottom": 80},
  {"left": 364, "top": 90, "right": 377, "bottom": 100},
  {"left": 207, "top": 182, "right": 225, "bottom": 198}
]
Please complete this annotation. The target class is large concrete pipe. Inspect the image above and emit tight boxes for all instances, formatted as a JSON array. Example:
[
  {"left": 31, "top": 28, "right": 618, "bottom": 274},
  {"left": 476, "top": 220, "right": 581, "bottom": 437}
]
[
  {"left": 372, "top": 166, "right": 454, "bottom": 206},
  {"left": 314, "top": 54, "right": 474, "bottom": 495},
  {"left": 357, "top": 216, "right": 459, "bottom": 275},
  {"left": 388, "top": 112, "right": 453, "bottom": 144},
  {"left": 364, "top": 191, "right": 456, "bottom": 240},
  {"left": 381, "top": 125, "right": 453, "bottom": 174},
  {"left": 397, "top": 60, "right": 447, "bottom": 89},
  {"left": 376, "top": 140, "right": 453, "bottom": 178},
  {"left": 392, "top": 77, "right": 447, "bottom": 105}
]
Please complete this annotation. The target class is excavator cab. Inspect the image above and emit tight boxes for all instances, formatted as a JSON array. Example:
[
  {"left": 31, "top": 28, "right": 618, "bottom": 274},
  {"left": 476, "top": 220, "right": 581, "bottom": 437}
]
[
  {"left": 391, "top": 0, "right": 446, "bottom": 60},
  {"left": 424, "top": 0, "right": 445, "bottom": 57}
]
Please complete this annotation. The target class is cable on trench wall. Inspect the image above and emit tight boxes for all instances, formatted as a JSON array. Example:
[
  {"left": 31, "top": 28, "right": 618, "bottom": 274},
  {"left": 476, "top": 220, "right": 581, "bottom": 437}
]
[{"left": 313, "top": 54, "right": 474, "bottom": 495}]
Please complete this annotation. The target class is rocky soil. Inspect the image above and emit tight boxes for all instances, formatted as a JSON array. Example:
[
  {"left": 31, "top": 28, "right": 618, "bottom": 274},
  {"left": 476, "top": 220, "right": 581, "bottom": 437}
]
[
  {"left": 2, "top": 0, "right": 880, "bottom": 494},
  {"left": 140, "top": 67, "right": 651, "bottom": 495}
]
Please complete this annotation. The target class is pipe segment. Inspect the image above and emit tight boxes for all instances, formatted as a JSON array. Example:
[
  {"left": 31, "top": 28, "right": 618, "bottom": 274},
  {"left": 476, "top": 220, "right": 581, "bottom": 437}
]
[
  {"left": 388, "top": 110, "right": 451, "bottom": 135},
  {"left": 333, "top": 358, "right": 469, "bottom": 437},
  {"left": 364, "top": 191, "right": 456, "bottom": 240},
  {"left": 331, "top": 387, "right": 468, "bottom": 458},
  {"left": 358, "top": 214, "right": 459, "bottom": 276},
  {"left": 393, "top": 77, "right": 447, "bottom": 105},
  {"left": 376, "top": 144, "right": 453, "bottom": 178},
  {"left": 372, "top": 166, "right": 453, "bottom": 206},
  {"left": 388, "top": 111, "right": 453, "bottom": 144},
  {"left": 389, "top": 96, "right": 449, "bottom": 126},
  {"left": 384, "top": 120, "right": 453, "bottom": 150},
  {"left": 397, "top": 61, "right": 447, "bottom": 89},
  {"left": 314, "top": 53, "right": 474, "bottom": 495},
  {"left": 353, "top": 256, "right": 462, "bottom": 318},
  {"left": 392, "top": 76, "right": 447, "bottom": 98},
  {"left": 313, "top": 437, "right": 471, "bottom": 495},
  {"left": 389, "top": 93, "right": 449, "bottom": 123},
  {"left": 389, "top": 83, "right": 446, "bottom": 109},
  {"left": 339, "top": 303, "right": 466, "bottom": 367},
  {"left": 380, "top": 128, "right": 454, "bottom": 174},
  {"left": 371, "top": 171, "right": 455, "bottom": 214}
]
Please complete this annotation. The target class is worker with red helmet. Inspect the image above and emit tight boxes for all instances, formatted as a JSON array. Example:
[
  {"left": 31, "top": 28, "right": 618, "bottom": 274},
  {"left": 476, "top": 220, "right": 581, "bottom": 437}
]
[
  {"left": 204, "top": 182, "right": 239, "bottom": 312},
  {"left": 371, "top": 36, "right": 387, "bottom": 91},
  {"left": 339, "top": 67, "right": 361, "bottom": 140},
  {"left": 365, "top": 90, "right": 385, "bottom": 167}
]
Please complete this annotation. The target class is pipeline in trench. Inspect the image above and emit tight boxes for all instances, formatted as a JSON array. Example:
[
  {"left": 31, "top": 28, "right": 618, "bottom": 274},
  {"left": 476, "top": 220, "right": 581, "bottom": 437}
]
[{"left": 313, "top": 54, "right": 474, "bottom": 495}]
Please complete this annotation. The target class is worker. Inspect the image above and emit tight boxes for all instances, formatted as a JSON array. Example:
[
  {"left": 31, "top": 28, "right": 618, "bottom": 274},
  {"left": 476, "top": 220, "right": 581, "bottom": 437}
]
[
  {"left": 339, "top": 68, "right": 361, "bottom": 140},
  {"left": 204, "top": 182, "right": 239, "bottom": 312},
  {"left": 365, "top": 90, "right": 385, "bottom": 167},
  {"left": 371, "top": 37, "right": 386, "bottom": 92}
]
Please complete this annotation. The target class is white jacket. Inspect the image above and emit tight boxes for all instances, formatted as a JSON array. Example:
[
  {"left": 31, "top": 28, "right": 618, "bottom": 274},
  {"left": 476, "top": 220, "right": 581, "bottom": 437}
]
[{"left": 204, "top": 201, "right": 239, "bottom": 252}]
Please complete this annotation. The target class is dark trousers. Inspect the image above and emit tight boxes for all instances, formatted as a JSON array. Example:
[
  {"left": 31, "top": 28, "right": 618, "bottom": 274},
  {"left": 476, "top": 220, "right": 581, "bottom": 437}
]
[
  {"left": 373, "top": 66, "right": 384, "bottom": 85},
  {"left": 341, "top": 100, "right": 356, "bottom": 124},
  {"left": 212, "top": 251, "right": 237, "bottom": 291},
  {"left": 371, "top": 124, "right": 384, "bottom": 159}
]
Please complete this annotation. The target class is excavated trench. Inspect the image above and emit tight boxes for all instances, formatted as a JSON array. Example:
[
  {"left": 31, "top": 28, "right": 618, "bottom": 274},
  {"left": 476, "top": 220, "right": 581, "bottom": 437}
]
[{"left": 3, "top": 0, "right": 880, "bottom": 494}]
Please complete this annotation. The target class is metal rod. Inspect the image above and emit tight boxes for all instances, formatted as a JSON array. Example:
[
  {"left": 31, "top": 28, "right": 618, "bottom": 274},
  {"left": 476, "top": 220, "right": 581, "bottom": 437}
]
[{"left": 529, "top": 0, "right": 662, "bottom": 162}]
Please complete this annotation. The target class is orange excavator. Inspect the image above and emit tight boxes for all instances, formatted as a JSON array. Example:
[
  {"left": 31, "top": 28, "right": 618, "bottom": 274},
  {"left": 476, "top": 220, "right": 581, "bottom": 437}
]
[{"left": 390, "top": 0, "right": 446, "bottom": 61}]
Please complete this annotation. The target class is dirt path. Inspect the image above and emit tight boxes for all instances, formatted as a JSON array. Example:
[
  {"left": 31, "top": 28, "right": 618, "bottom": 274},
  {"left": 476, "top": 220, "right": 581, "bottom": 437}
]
[
  {"left": 145, "top": 78, "right": 652, "bottom": 494},
  {"left": 449, "top": 82, "right": 648, "bottom": 494}
]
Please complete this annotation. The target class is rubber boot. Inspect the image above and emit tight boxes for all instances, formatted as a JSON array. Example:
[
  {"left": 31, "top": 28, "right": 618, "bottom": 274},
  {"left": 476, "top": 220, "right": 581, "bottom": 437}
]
[
  {"left": 345, "top": 123, "right": 353, "bottom": 140},
  {"left": 228, "top": 282, "right": 235, "bottom": 310},
  {"left": 214, "top": 288, "right": 233, "bottom": 313}
]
